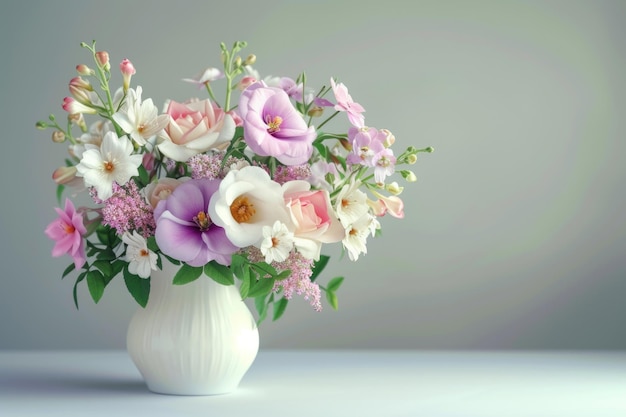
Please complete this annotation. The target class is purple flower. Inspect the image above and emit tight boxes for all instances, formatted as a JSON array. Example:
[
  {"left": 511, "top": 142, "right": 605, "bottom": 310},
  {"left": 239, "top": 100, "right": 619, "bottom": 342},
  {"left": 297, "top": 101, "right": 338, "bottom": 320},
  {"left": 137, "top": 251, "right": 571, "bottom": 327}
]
[
  {"left": 239, "top": 81, "right": 316, "bottom": 165},
  {"left": 45, "top": 199, "right": 87, "bottom": 269},
  {"left": 154, "top": 178, "right": 238, "bottom": 267}
]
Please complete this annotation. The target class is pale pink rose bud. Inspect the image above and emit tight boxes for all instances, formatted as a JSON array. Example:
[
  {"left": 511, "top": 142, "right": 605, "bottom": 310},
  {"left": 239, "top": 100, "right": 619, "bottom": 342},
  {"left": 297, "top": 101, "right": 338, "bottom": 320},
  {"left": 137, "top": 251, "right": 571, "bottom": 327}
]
[
  {"left": 380, "top": 129, "right": 395, "bottom": 147},
  {"left": 144, "top": 178, "right": 186, "bottom": 208},
  {"left": 51, "top": 131, "right": 65, "bottom": 143},
  {"left": 52, "top": 166, "right": 78, "bottom": 185},
  {"left": 120, "top": 58, "right": 136, "bottom": 92},
  {"left": 237, "top": 76, "right": 257, "bottom": 90},
  {"left": 76, "top": 64, "right": 95, "bottom": 76},
  {"left": 142, "top": 152, "right": 155, "bottom": 173},
  {"left": 95, "top": 51, "right": 110, "bottom": 71}
]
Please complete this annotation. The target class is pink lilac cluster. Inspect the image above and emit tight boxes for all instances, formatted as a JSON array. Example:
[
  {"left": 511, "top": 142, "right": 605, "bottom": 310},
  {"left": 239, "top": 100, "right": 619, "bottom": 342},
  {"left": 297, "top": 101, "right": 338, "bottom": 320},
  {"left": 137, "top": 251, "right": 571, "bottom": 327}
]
[
  {"left": 247, "top": 247, "right": 321, "bottom": 311},
  {"left": 188, "top": 153, "right": 244, "bottom": 180},
  {"left": 272, "top": 164, "right": 312, "bottom": 185},
  {"left": 101, "top": 181, "right": 156, "bottom": 238}
]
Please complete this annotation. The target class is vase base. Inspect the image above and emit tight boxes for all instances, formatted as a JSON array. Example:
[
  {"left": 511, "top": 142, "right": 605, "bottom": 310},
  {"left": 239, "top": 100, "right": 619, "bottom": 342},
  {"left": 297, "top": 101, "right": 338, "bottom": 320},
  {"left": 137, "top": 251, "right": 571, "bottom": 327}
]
[{"left": 145, "top": 381, "right": 237, "bottom": 396}]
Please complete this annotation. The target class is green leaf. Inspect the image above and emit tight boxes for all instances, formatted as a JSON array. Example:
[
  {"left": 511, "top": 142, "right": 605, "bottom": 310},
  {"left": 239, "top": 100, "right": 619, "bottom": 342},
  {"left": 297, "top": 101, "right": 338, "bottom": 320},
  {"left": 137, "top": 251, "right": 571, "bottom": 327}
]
[
  {"left": 62, "top": 263, "right": 76, "bottom": 279},
  {"left": 251, "top": 262, "right": 277, "bottom": 278},
  {"left": 326, "top": 276, "right": 344, "bottom": 293},
  {"left": 239, "top": 271, "right": 251, "bottom": 299},
  {"left": 204, "top": 261, "right": 234, "bottom": 286},
  {"left": 255, "top": 294, "right": 269, "bottom": 325},
  {"left": 123, "top": 268, "right": 150, "bottom": 308},
  {"left": 326, "top": 291, "right": 339, "bottom": 310},
  {"left": 272, "top": 298, "right": 289, "bottom": 321},
  {"left": 137, "top": 164, "right": 150, "bottom": 187},
  {"left": 146, "top": 236, "right": 159, "bottom": 252},
  {"left": 86, "top": 270, "right": 105, "bottom": 304},
  {"left": 96, "top": 226, "right": 111, "bottom": 246},
  {"left": 56, "top": 184, "right": 65, "bottom": 205},
  {"left": 96, "top": 249, "right": 116, "bottom": 261},
  {"left": 92, "top": 260, "right": 113, "bottom": 277},
  {"left": 172, "top": 264, "right": 203, "bottom": 285},
  {"left": 247, "top": 277, "right": 275, "bottom": 299},
  {"left": 274, "top": 269, "right": 292, "bottom": 281},
  {"left": 310, "top": 254, "right": 330, "bottom": 282}
]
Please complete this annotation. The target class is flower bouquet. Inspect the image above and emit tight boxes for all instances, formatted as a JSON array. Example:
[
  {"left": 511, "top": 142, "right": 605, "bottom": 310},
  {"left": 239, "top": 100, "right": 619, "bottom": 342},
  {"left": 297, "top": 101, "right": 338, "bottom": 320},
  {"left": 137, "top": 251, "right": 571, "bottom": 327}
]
[{"left": 39, "top": 40, "right": 431, "bottom": 330}]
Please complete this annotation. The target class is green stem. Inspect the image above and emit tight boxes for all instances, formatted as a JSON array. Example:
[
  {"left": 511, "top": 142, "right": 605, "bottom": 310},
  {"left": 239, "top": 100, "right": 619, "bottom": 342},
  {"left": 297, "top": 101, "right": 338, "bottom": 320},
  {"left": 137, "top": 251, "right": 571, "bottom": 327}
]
[{"left": 316, "top": 111, "right": 340, "bottom": 130}]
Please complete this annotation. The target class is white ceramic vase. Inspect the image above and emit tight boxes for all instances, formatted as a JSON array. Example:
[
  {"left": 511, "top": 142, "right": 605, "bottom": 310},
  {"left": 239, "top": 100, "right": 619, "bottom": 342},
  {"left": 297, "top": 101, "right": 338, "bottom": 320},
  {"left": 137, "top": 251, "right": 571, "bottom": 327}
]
[{"left": 126, "top": 260, "right": 259, "bottom": 395}]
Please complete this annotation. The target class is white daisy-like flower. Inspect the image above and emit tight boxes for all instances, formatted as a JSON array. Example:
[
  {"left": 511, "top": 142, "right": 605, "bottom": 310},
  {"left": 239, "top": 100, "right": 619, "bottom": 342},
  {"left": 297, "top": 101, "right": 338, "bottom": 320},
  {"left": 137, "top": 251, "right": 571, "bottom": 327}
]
[
  {"left": 334, "top": 179, "right": 369, "bottom": 228},
  {"left": 342, "top": 214, "right": 374, "bottom": 262},
  {"left": 75, "top": 131, "right": 143, "bottom": 200},
  {"left": 260, "top": 221, "right": 294, "bottom": 263},
  {"left": 122, "top": 231, "right": 158, "bottom": 278},
  {"left": 112, "top": 86, "right": 169, "bottom": 146}
]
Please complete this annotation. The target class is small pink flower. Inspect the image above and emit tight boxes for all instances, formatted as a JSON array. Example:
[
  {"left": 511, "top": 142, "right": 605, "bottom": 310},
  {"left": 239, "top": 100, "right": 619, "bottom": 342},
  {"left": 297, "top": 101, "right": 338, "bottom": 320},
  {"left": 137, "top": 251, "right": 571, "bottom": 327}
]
[
  {"left": 330, "top": 78, "right": 365, "bottom": 127},
  {"left": 368, "top": 191, "right": 404, "bottom": 219},
  {"left": 45, "top": 199, "right": 87, "bottom": 269},
  {"left": 120, "top": 58, "right": 136, "bottom": 91},
  {"left": 95, "top": 51, "right": 110, "bottom": 70}
]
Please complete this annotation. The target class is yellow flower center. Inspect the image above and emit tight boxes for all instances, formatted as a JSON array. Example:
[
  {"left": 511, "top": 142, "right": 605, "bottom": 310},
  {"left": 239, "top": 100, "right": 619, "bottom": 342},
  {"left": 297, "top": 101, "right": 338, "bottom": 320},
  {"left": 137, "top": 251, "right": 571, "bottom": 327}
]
[
  {"left": 265, "top": 115, "right": 283, "bottom": 133},
  {"left": 193, "top": 211, "right": 212, "bottom": 231},
  {"left": 230, "top": 195, "right": 255, "bottom": 223},
  {"left": 103, "top": 161, "right": 115, "bottom": 172}
]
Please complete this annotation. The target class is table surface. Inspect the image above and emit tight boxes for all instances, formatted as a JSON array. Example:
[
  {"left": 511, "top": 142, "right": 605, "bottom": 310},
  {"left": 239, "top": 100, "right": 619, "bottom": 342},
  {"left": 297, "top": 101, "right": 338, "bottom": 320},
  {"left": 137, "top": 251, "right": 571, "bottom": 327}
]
[{"left": 1, "top": 350, "right": 625, "bottom": 417}]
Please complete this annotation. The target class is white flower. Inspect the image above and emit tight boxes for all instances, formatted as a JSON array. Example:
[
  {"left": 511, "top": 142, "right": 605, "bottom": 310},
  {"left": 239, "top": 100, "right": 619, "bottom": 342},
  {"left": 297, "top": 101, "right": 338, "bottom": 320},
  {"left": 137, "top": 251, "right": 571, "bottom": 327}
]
[
  {"left": 260, "top": 221, "right": 294, "bottom": 263},
  {"left": 208, "top": 166, "right": 291, "bottom": 248},
  {"left": 112, "top": 86, "right": 169, "bottom": 146},
  {"left": 342, "top": 214, "right": 374, "bottom": 261},
  {"left": 122, "top": 231, "right": 157, "bottom": 278},
  {"left": 75, "top": 131, "right": 143, "bottom": 200},
  {"left": 334, "top": 179, "right": 369, "bottom": 228}
]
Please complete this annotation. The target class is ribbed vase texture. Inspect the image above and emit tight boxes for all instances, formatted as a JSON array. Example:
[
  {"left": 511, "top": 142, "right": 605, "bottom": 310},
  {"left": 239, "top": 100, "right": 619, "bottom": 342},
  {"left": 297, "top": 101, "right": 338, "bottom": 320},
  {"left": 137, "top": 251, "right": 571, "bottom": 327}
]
[{"left": 126, "top": 260, "right": 259, "bottom": 395}]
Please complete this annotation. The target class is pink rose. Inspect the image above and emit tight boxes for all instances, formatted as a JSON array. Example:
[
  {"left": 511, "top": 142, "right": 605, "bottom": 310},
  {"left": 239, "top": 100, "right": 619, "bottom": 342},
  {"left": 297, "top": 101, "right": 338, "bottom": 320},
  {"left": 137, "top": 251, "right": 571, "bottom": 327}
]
[
  {"left": 283, "top": 180, "right": 344, "bottom": 260},
  {"left": 157, "top": 99, "right": 236, "bottom": 162},
  {"left": 144, "top": 177, "right": 189, "bottom": 208}
]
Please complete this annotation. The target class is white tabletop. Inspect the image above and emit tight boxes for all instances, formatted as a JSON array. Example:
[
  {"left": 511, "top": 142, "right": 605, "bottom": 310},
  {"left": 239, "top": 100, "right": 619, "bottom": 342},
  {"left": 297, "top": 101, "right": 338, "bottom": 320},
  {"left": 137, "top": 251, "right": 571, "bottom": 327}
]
[{"left": 1, "top": 350, "right": 625, "bottom": 416}]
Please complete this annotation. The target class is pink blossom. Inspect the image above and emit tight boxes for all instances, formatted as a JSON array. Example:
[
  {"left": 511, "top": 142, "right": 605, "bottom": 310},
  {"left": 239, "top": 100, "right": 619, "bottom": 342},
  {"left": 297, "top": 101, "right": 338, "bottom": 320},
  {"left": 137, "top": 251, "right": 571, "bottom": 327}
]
[
  {"left": 157, "top": 98, "right": 235, "bottom": 162},
  {"left": 369, "top": 191, "right": 404, "bottom": 219},
  {"left": 239, "top": 81, "right": 316, "bottom": 165},
  {"left": 101, "top": 182, "right": 156, "bottom": 238},
  {"left": 330, "top": 78, "right": 365, "bottom": 127},
  {"left": 283, "top": 181, "right": 344, "bottom": 260},
  {"left": 120, "top": 58, "right": 136, "bottom": 91},
  {"left": 45, "top": 199, "right": 87, "bottom": 269}
]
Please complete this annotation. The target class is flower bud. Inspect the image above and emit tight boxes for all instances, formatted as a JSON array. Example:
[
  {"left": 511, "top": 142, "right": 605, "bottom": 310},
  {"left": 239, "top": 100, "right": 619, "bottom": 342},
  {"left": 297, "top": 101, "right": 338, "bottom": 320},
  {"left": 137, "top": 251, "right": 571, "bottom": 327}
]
[
  {"left": 52, "top": 166, "right": 78, "bottom": 185},
  {"left": 380, "top": 129, "right": 395, "bottom": 147},
  {"left": 244, "top": 54, "right": 256, "bottom": 65},
  {"left": 307, "top": 106, "right": 324, "bottom": 117},
  {"left": 386, "top": 181, "right": 404, "bottom": 195},
  {"left": 234, "top": 56, "right": 242, "bottom": 68},
  {"left": 401, "top": 170, "right": 417, "bottom": 182},
  {"left": 68, "top": 113, "right": 87, "bottom": 131},
  {"left": 69, "top": 76, "right": 93, "bottom": 105},
  {"left": 407, "top": 154, "right": 417, "bottom": 164},
  {"left": 62, "top": 97, "right": 97, "bottom": 115},
  {"left": 120, "top": 58, "right": 136, "bottom": 92},
  {"left": 76, "top": 64, "right": 95, "bottom": 76},
  {"left": 237, "top": 75, "right": 257, "bottom": 90},
  {"left": 36, "top": 121, "right": 48, "bottom": 130},
  {"left": 95, "top": 51, "right": 110, "bottom": 71},
  {"left": 51, "top": 131, "right": 65, "bottom": 143}
]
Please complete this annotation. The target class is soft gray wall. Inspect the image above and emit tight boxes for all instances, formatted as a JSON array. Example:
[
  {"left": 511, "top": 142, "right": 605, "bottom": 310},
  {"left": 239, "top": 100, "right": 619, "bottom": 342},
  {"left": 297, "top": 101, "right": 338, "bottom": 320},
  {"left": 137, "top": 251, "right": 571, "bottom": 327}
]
[{"left": 1, "top": 0, "right": 625, "bottom": 350}]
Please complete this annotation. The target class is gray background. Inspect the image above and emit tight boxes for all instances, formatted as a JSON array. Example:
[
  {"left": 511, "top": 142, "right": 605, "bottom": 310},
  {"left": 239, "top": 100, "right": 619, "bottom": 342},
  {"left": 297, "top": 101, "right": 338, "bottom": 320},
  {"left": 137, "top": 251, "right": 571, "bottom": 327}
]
[{"left": 1, "top": 0, "right": 624, "bottom": 350}]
